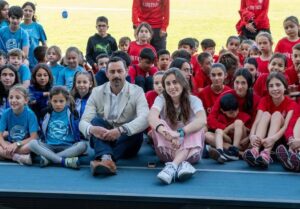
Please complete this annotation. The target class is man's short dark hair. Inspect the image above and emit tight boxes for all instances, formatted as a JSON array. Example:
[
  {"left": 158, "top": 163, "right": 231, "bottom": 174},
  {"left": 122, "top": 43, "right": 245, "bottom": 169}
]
[
  {"left": 107, "top": 56, "right": 127, "bottom": 70},
  {"left": 8, "top": 6, "right": 23, "bottom": 18}
]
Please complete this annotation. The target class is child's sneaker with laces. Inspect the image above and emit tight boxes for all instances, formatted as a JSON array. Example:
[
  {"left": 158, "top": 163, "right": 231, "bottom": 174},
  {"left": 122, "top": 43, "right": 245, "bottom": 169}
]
[
  {"left": 256, "top": 150, "right": 272, "bottom": 168},
  {"left": 64, "top": 157, "right": 80, "bottom": 169},
  {"left": 40, "top": 156, "right": 50, "bottom": 168},
  {"left": 157, "top": 162, "right": 177, "bottom": 184},
  {"left": 290, "top": 152, "right": 300, "bottom": 171},
  {"left": 223, "top": 146, "right": 239, "bottom": 161},
  {"left": 243, "top": 148, "right": 259, "bottom": 167},
  {"left": 209, "top": 148, "right": 227, "bottom": 164},
  {"left": 276, "top": 145, "right": 293, "bottom": 170},
  {"left": 177, "top": 161, "right": 196, "bottom": 181}
]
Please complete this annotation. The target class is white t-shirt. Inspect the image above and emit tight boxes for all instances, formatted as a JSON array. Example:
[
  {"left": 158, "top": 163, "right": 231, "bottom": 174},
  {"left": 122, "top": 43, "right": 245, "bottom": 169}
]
[{"left": 152, "top": 95, "right": 204, "bottom": 122}]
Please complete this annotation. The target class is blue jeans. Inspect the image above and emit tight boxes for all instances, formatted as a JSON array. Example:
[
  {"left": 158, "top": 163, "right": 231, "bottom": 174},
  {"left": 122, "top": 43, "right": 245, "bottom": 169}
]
[{"left": 90, "top": 117, "right": 143, "bottom": 161}]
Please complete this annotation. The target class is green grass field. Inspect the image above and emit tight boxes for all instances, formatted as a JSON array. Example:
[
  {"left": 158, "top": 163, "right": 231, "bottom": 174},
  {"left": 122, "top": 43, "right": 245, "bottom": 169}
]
[{"left": 9, "top": 0, "right": 300, "bottom": 54}]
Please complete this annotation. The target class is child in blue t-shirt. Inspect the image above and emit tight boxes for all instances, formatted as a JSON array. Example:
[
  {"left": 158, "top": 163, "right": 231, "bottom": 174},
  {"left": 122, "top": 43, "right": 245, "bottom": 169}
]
[
  {"left": 46, "top": 45, "right": 64, "bottom": 85},
  {"left": 56, "top": 47, "right": 84, "bottom": 91},
  {"left": 28, "top": 86, "right": 87, "bottom": 169},
  {"left": 0, "top": 85, "right": 38, "bottom": 165},
  {"left": 29, "top": 63, "right": 53, "bottom": 121},
  {"left": 7, "top": 48, "right": 31, "bottom": 88},
  {"left": 0, "top": 6, "right": 29, "bottom": 59},
  {"left": 70, "top": 71, "right": 96, "bottom": 119},
  {"left": 21, "top": 2, "right": 47, "bottom": 70},
  {"left": 0, "top": 64, "right": 20, "bottom": 118}
]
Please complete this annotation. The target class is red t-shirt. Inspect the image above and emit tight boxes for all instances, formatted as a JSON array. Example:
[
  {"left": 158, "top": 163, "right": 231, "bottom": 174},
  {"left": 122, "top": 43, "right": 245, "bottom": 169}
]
[
  {"left": 285, "top": 106, "right": 300, "bottom": 140},
  {"left": 128, "top": 64, "right": 158, "bottom": 83},
  {"left": 145, "top": 90, "right": 158, "bottom": 108},
  {"left": 210, "top": 111, "right": 251, "bottom": 130},
  {"left": 208, "top": 89, "right": 260, "bottom": 129},
  {"left": 254, "top": 73, "right": 291, "bottom": 97},
  {"left": 256, "top": 56, "right": 270, "bottom": 74},
  {"left": 132, "top": 0, "right": 170, "bottom": 31},
  {"left": 275, "top": 37, "right": 300, "bottom": 68},
  {"left": 258, "top": 95, "right": 297, "bottom": 116},
  {"left": 193, "top": 69, "right": 212, "bottom": 95},
  {"left": 285, "top": 64, "right": 298, "bottom": 85},
  {"left": 198, "top": 85, "right": 232, "bottom": 115},
  {"left": 128, "top": 41, "right": 157, "bottom": 65},
  {"left": 191, "top": 54, "right": 201, "bottom": 75},
  {"left": 213, "top": 54, "right": 219, "bottom": 63}
]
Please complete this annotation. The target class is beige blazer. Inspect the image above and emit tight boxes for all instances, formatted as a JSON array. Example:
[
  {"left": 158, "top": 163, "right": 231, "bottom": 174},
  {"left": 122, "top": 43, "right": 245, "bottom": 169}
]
[{"left": 79, "top": 81, "right": 149, "bottom": 138}]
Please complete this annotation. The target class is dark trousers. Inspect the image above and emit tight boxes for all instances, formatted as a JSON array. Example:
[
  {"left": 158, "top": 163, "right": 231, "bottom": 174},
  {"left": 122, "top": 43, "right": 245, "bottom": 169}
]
[
  {"left": 135, "top": 75, "right": 153, "bottom": 92},
  {"left": 90, "top": 117, "right": 143, "bottom": 161},
  {"left": 151, "top": 28, "right": 167, "bottom": 52}
]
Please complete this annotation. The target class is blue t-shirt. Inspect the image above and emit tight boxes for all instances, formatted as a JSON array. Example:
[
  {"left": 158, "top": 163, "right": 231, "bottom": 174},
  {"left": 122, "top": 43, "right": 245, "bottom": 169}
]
[
  {"left": 46, "top": 107, "right": 75, "bottom": 146},
  {"left": 49, "top": 64, "right": 64, "bottom": 85},
  {"left": 56, "top": 66, "right": 84, "bottom": 91},
  {"left": 0, "top": 106, "right": 38, "bottom": 142},
  {"left": 0, "top": 20, "right": 9, "bottom": 29},
  {"left": 0, "top": 97, "right": 10, "bottom": 119},
  {"left": 0, "top": 26, "right": 29, "bottom": 53},
  {"left": 18, "top": 64, "right": 31, "bottom": 83},
  {"left": 20, "top": 22, "right": 47, "bottom": 70}
]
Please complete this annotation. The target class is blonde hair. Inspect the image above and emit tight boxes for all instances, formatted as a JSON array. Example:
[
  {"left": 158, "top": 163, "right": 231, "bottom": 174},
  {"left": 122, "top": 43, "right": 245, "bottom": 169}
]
[{"left": 9, "top": 84, "right": 29, "bottom": 99}]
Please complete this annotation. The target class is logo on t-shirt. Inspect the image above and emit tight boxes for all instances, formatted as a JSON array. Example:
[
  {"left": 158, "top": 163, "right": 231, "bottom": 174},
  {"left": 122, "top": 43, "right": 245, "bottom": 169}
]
[
  {"left": 6, "top": 39, "right": 18, "bottom": 51},
  {"left": 48, "top": 120, "right": 69, "bottom": 141},
  {"left": 10, "top": 125, "right": 26, "bottom": 141}
]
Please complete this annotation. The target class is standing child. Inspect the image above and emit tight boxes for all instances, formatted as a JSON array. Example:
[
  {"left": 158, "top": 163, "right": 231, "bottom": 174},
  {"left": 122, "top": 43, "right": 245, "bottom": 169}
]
[
  {"left": 200, "top": 38, "right": 218, "bottom": 63},
  {"left": 244, "top": 72, "right": 297, "bottom": 168},
  {"left": 21, "top": 2, "right": 47, "bottom": 70},
  {"left": 157, "top": 49, "right": 170, "bottom": 71},
  {"left": 29, "top": 64, "right": 53, "bottom": 121},
  {"left": 7, "top": 48, "right": 31, "bottom": 88},
  {"left": 0, "top": 0, "right": 9, "bottom": 29},
  {"left": 0, "top": 6, "right": 29, "bottom": 59},
  {"left": 148, "top": 68, "right": 207, "bottom": 184},
  {"left": 0, "top": 85, "right": 38, "bottom": 165},
  {"left": 207, "top": 93, "right": 250, "bottom": 163},
  {"left": 0, "top": 64, "right": 20, "bottom": 117},
  {"left": 275, "top": 16, "right": 300, "bottom": 68},
  {"left": 128, "top": 47, "right": 158, "bottom": 92},
  {"left": 28, "top": 86, "right": 87, "bottom": 169},
  {"left": 199, "top": 63, "right": 231, "bottom": 115},
  {"left": 57, "top": 47, "right": 84, "bottom": 91},
  {"left": 255, "top": 32, "right": 273, "bottom": 74},
  {"left": 70, "top": 71, "right": 96, "bottom": 119},
  {"left": 128, "top": 22, "right": 156, "bottom": 65},
  {"left": 46, "top": 45, "right": 63, "bottom": 85},
  {"left": 86, "top": 16, "right": 117, "bottom": 71},
  {"left": 118, "top": 36, "right": 131, "bottom": 53}
]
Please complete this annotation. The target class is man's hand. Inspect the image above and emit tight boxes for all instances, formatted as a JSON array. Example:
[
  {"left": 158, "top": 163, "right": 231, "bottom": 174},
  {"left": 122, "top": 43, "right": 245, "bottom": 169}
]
[
  {"left": 103, "top": 128, "right": 121, "bottom": 141},
  {"left": 90, "top": 126, "right": 109, "bottom": 139}
]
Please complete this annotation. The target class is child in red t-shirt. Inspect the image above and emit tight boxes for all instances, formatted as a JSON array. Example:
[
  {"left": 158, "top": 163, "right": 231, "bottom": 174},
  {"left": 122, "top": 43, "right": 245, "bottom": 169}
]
[
  {"left": 255, "top": 32, "right": 273, "bottom": 74},
  {"left": 207, "top": 93, "right": 250, "bottom": 163},
  {"left": 128, "top": 47, "right": 158, "bottom": 92},
  {"left": 128, "top": 22, "right": 156, "bottom": 65},
  {"left": 157, "top": 49, "right": 170, "bottom": 71},
  {"left": 218, "top": 52, "right": 239, "bottom": 87},
  {"left": 286, "top": 44, "right": 300, "bottom": 86},
  {"left": 199, "top": 63, "right": 231, "bottom": 115},
  {"left": 226, "top": 36, "right": 242, "bottom": 64},
  {"left": 244, "top": 57, "right": 258, "bottom": 85},
  {"left": 254, "top": 53, "right": 288, "bottom": 97},
  {"left": 275, "top": 16, "right": 300, "bottom": 68},
  {"left": 193, "top": 52, "right": 213, "bottom": 95},
  {"left": 244, "top": 72, "right": 297, "bottom": 168},
  {"left": 200, "top": 38, "right": 218, "bottom": 63},
  {"left": 239, "top": 39, "right": 255, "bottom": 64}
]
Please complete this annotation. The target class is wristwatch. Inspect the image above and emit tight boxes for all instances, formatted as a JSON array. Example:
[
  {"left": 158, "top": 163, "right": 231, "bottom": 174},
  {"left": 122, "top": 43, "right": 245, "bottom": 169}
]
[
  {"left": 120, "top": 126, "right": 129, "bottom": 136},
  {"left": 16, "top": 141, "right": 22, "bottom": 148}
]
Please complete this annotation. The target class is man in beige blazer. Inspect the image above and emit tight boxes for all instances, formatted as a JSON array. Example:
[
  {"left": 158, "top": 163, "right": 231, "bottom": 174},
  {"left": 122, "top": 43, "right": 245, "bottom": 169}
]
[{"left": 79, "top": 57, "right": 149, "bottom": 176}]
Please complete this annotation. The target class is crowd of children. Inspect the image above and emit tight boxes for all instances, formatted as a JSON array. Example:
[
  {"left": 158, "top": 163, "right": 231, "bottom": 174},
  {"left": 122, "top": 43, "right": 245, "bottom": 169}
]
[{"left": 1, "top": 1, "right": 300, "bottom": 185}]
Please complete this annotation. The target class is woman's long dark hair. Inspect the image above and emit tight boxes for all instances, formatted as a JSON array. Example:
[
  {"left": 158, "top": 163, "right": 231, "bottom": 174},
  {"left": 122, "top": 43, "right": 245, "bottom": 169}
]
[
  {"left": 162, "top": 68, "right": 191, "bottom": 127},
  {"left": 233, "top": 68, "right": 253, "bottom": 112}
]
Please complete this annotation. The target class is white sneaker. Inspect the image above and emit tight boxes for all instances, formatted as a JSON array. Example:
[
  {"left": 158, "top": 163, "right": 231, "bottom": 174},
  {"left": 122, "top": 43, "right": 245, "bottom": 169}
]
[
  {"left": 15, "top": 154, "right": 32, "bottom": 166},
  {"left": 157, "top": 162, "right": 177, "bottom": 184},
  {"left": 177, "top": 161, "right": 196, "bottom": 181}
]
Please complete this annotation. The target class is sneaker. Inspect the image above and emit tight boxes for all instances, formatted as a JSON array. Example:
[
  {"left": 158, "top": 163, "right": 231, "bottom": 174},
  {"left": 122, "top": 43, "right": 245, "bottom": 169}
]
[
  {"left": 243, "top": 148, "right": 259, "bottom": 167},
  {"left": 290, "top": 153, "right": 300, "bottom": 171},
  {"left": 209, "top": 148, "right": 227, "bottom": 164},
  {"left": 157, "top": 162, "right": 177, "bottom": 184},
  {"left": 276, "top": 145, "right": 293, "bottom": 170},
  {"left": 15, "top": 154, "right": 32, "bottom": 165},
  {"left": 223, "top": 146, "right": 239, "bottom": 161},
  {"left": 64, "top": 157, "right": 80, "bottom": 169},
  {"left": 177, "top": 161, "right": 196, "bottom": 181},
  {"left": 40, "top": 156, "right": 50, "bottom": 168},
  {"left": 256, "top": 150, "right": 272, "bottom": 168},
  {"left": 90, "top": 159, "right": 117, "bottom": 176}
]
